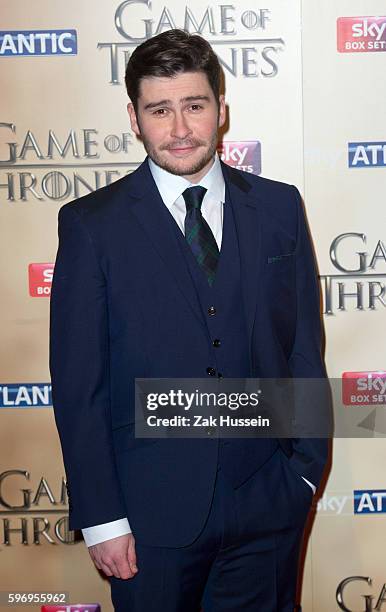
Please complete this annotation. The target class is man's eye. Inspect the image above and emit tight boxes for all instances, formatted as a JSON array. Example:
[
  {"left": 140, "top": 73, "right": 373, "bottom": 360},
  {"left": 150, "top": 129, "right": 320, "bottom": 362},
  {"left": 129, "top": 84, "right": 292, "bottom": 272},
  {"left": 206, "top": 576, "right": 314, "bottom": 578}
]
[
  {"left": 153, "top": 108, "right": 167, "bottom": 115},
  {"left": 190, "top": 104, "right": 203, "bottom": 111}
]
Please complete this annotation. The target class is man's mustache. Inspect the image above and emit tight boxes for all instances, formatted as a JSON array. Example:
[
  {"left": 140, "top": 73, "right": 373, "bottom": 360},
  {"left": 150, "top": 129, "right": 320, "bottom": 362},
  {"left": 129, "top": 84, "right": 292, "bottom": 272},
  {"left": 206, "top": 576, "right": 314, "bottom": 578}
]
[{"left": 161, "top": 140, "right": 205, "bottom": 150}]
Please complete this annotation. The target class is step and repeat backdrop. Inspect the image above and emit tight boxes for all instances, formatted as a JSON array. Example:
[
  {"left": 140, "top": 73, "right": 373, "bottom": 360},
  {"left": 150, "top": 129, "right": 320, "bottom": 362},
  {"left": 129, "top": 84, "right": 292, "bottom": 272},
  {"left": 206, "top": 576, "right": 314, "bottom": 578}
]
[{"left": 0, "top": 1, "right": 385, "bottom": 610}]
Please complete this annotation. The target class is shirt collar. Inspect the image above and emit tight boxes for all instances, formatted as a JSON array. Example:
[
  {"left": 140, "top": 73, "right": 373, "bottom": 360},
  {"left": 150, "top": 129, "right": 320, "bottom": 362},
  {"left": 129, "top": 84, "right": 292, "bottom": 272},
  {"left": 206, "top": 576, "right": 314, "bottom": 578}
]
[{"left": 148, "top": 152, "right": 225, "bottom": 211}]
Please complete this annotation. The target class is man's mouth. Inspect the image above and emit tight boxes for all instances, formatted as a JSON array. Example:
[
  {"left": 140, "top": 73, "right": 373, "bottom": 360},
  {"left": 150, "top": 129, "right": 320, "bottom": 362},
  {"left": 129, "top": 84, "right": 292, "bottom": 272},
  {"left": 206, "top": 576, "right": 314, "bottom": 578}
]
[
  {"left": 167, "top": 144, "right": 199, "bottom": 156},
  {"left": 169, "top": 146, "right": 197, "bottom": 155}
]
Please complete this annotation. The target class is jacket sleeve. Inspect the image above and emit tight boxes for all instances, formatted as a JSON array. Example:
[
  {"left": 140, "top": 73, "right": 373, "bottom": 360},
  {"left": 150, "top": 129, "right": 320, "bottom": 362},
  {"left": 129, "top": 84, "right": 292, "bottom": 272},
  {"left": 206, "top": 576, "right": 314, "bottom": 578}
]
[
  {"left": 49, "top": 204, "right": 127, "bottom": 530},
  {"left": 287, "top": 186, "right": 331, "bottom": 489}
]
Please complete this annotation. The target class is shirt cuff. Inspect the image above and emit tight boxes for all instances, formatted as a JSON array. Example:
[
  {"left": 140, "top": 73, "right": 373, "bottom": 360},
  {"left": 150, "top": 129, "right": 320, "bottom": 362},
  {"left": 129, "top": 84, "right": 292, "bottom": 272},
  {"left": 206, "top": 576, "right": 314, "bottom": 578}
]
[
  {"left": 81, "top": 518, "right": 132, "bottom": 547},
  {"left": 301, "top": 476, "right": 316, "bottom": 495}
]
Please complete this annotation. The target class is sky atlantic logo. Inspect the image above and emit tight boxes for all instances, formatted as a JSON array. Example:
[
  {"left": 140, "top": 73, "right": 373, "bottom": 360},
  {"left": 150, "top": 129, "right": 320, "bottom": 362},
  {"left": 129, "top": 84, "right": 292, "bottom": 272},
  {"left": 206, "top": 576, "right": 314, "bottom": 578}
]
[
  {"left": 354, "top": 490, "right": 386, "bottom": 514},
  {"left": 218, "top": 141, "right": 261, "bottom": 175},
  {"left": 316, "top": 492, "right": 350, "bottom": 516},
  {"left": 0, "top": 30, "right": 77, "bottom": 56},
  {"left": 337, "top": 17, "right": 386, "bottom": 53},
  {"left": 0, "top": 384, "right": 52, "bottom": 408},
  {"left": 348, "top": 142, "right": 386, "bottom": 168}
]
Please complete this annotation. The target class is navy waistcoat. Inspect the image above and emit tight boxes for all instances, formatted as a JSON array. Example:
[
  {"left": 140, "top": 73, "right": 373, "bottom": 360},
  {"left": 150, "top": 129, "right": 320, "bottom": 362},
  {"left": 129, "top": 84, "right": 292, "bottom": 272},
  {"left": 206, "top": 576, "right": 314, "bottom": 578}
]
[{"left": 164, "top": 184, "right": 278, "bottom": 488}]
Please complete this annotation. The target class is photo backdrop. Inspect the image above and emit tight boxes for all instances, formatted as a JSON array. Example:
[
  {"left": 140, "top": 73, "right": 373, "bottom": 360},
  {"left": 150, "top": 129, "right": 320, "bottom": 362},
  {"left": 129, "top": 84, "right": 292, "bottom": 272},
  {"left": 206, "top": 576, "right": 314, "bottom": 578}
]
[{"left": 1, "top": 1, "right": 385, "bottom": 610}]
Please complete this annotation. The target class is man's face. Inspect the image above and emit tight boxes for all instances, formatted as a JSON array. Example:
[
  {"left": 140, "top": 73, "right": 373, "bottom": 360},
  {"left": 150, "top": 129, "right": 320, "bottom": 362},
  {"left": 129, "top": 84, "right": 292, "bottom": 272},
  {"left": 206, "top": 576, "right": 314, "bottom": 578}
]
[{"left": 127, "top": 71, "right": 226, "bottom": 183}]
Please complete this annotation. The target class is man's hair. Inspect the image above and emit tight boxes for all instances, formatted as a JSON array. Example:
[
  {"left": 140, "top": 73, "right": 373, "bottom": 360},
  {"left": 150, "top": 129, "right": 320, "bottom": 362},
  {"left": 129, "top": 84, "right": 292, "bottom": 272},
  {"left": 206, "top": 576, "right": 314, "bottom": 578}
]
[{"left": 125, "top": 29, "right": 221, "bottom": 112}]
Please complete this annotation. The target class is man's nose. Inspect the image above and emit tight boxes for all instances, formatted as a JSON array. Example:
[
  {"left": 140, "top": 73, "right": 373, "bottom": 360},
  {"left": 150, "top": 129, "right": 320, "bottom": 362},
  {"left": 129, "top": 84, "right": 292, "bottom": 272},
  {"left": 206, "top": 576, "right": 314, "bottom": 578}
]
[{"left": 170, "top": 112, "right": 192, "bottom": 140}]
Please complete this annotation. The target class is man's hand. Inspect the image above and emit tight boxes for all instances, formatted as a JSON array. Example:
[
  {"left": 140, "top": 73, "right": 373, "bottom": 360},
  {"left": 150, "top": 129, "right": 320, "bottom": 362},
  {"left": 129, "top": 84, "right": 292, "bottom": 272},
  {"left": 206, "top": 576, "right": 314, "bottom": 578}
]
[{"left": 88, "top": 533, "right": 138, "bottom": 579}]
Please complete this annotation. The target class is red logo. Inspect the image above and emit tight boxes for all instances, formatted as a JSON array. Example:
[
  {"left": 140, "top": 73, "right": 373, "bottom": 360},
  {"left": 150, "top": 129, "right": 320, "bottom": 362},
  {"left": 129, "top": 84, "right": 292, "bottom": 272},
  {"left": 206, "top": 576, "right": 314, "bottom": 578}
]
[
  {"left": 29, "top": 263, "right": 54, "bottom": 297},
  {"left": 337, "top": 17, "right": 386, "bottom": 53},
  {"left": 342, "top": 371, "right": 386, "bottom": 405}
]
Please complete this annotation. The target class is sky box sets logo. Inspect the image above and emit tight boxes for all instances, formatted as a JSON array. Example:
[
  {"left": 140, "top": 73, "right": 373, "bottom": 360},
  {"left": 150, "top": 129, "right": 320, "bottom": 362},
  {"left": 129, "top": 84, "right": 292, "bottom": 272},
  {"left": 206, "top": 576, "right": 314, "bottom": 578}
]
[
  {"left": 342, "top": 371, "right": 386, "bottom": 406},
  {"left": 337, "top": 17, "right": 386, "bottom": 53},
  {"left": 0, "top": 30, "right": 77, "bottom": 56},
  {"left": 218, "top": 141, "right": 261, "bottom": 175},
  {"left": 29, "top": 263, "right": 54, "bottom": 297}
]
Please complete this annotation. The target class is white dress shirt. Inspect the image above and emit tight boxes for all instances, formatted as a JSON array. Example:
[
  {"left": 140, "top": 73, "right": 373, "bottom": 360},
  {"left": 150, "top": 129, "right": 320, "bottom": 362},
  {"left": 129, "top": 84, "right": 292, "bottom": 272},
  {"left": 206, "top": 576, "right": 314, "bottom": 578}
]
[
  {"left": 148, "top": 151, "right": 225, "bottom": 249},
  {"left": 81, "top": 154, "right": 315, "bottom": 547}
]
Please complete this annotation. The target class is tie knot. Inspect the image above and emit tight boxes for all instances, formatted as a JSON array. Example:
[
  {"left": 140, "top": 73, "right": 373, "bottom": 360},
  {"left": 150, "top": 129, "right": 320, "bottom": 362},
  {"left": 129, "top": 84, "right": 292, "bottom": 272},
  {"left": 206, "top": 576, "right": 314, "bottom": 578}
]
[{"left": 182, "top": 186, "right": 207, "bottom": 212}]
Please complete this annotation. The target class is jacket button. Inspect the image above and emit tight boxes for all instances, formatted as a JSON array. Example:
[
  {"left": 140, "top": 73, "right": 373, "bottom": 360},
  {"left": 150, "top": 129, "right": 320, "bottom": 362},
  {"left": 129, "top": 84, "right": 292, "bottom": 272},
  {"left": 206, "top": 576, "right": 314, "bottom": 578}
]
[
  {"left": 208, "top": 306, "right": 216, "bottom": 316},
  {"left": 212, "top": 338, "right": 221, "bottom": 347},
  {"left": 206, "top": 367, "right": 216, "bottom": 376}
]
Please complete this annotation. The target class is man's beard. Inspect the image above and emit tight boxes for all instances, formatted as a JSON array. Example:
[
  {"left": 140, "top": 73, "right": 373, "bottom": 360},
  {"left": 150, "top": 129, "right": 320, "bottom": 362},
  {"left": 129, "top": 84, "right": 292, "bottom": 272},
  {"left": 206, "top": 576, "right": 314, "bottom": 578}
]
[{"left": 140, "top": 131, "right": 218, "bottom": 177}]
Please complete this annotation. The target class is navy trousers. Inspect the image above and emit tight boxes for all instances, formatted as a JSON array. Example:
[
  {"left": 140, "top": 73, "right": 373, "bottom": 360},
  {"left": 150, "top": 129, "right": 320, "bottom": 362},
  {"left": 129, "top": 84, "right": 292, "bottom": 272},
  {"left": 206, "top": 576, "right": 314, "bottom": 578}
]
[{"left": 109, "top": 448, "right": 313, "bottom": 611}]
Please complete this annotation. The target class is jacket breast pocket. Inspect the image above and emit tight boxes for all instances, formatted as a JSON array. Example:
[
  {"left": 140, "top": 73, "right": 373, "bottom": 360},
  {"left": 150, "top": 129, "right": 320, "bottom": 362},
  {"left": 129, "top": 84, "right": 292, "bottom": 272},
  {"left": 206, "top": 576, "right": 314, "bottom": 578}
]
[
  {"left": 267, "top": 251, "right": 295, "bottom": 265},
  {"left": 263, "top": 252, "right": 296, "bottom": 287},
  {"left": 262, "top": 250, "right": 297, "bottom": 333}
]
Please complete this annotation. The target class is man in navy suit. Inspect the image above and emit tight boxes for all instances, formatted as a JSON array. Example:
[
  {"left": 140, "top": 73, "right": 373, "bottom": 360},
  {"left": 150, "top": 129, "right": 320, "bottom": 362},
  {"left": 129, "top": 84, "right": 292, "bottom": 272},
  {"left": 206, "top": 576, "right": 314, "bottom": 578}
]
[{"left": 50, "top": 29, "right": 328, "bottom": 611}]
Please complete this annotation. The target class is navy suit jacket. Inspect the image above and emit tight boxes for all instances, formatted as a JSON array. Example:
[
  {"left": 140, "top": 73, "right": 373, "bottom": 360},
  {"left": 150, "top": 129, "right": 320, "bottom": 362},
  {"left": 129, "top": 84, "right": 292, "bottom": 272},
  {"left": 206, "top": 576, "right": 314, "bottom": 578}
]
[{"left": 49, "top": 158, "right": 329, "bottom": 547}]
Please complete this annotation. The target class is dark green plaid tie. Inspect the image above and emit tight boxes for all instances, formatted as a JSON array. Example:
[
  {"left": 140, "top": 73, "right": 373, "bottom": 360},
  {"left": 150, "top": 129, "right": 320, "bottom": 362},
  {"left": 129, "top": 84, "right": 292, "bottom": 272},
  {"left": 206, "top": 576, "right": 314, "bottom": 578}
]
[{"left": 182, "top": 186, "right": 220, "bottom": 287}]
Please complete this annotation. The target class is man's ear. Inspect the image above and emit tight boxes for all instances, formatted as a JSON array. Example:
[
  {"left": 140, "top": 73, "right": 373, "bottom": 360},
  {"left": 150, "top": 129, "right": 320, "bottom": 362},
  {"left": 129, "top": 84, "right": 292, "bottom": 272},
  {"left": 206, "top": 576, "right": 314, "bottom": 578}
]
[
  {"left": 127, "top": 102, "right": 140, "bottom": 136},
  {"left": 218, "top": 95, "right": 226, "bottom": 129}
]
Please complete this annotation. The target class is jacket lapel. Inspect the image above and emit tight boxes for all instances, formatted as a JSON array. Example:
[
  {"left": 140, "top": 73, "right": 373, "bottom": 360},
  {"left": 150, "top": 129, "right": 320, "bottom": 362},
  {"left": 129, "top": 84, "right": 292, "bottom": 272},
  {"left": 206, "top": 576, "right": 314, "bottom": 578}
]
[
  {"left": 126, "top": 159, "right": 205, "bottom": 329},
  {"left": 221, "top": 161, "right": 261, "bottom": 365}
]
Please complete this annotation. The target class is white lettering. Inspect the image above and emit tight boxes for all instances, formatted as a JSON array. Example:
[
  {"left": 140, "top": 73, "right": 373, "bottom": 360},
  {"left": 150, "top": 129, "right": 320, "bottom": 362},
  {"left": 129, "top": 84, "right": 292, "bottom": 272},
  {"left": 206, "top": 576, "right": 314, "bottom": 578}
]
[
  {"left": 372, "top": 491, "right": 386, "bottom": 512},
  {"left": 352, "top": 19, "right": 386, "bottom": 41},
  {"left": 43, "top": 268, "right": 53, "bottom": 283},
  {"left": 352, "top": 145, "right": 370, "bottom": 166},
  {"left": 15, "top": 386, "right": 32, "bottom": 406},
  {"left": 0, "top": 34, "right": 17, "bottom": 54},
  {"left": 18, "top": 34, "right": 35, "bottom": 54},
  {"left": 34, "top": 33, "right": 50, "bottom": 54},
  {"left": 58, "top": 33, "right": 72, "bottom": 53},
  {"left": 357, "top": 492, "right": 375, "bottom": 513}
]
